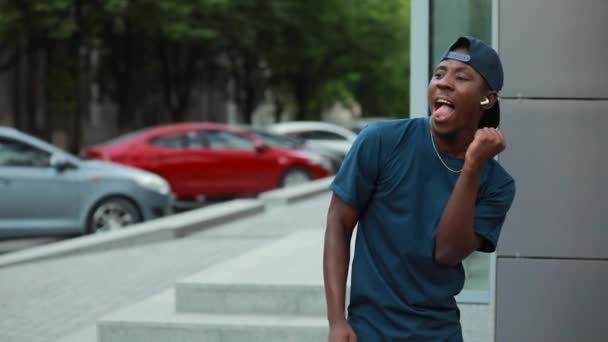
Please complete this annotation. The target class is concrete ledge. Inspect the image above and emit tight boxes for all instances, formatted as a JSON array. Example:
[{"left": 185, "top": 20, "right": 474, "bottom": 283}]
[
  {"left": 177, "top": 283, "right": 332, "bottom": 316},
  {"left": 259, "top": 177, "right": 333, "bottom": 206},
  {"left": 174, "top": 229, "right": 489, "bottom": 315},
  {"left": 98, "top": 290, "right": 327, "bottom": 342},
  {"left": 0, "top": 199, "right": 264, "bottom": 268},
  {"left": 98, "top": 290, "right": 489, "bottom": 342},
  {"left": 97, "top": 229, "right": 490, "bottom": 342},
  {"left": 176, "top": 282, "right": 487, "bottom": 317},
  {"left": 174, "top": 230, "right": 332, "bottom": 315}
]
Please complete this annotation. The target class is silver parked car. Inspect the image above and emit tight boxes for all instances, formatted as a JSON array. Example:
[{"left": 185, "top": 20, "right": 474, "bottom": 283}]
[
  {"left": 0, "top": 127, "right": 173, "bottom": 238},
  {"left": 267, "top": 121, "right": 358, "bottom": 159}
]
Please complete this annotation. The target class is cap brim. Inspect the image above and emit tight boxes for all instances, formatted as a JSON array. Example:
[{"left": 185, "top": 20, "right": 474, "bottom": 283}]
[{"left": 479, "top": 100, "right": 500, "bottom": 128}]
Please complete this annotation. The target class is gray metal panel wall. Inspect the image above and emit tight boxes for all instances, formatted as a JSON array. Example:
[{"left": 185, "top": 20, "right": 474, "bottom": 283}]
[
  {"left": 497, "top": 99, "right": 608, "bottom": 259},
  {"left": 496, "top": 0, "right": 608, "bottom": 340},
  {"left": 495, "top": 258, "right": 608, "bottom": 342},
  {"left": 499, "top": 0, "right": 608, "bottom": 99}
]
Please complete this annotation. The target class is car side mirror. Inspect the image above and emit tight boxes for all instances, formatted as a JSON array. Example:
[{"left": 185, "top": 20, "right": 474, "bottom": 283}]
[
  {"left": 255, "top": 141, "right": 269, "bottom": 153},
  {"left": 50, "top": 154, "right": 75, "bottom": 172}
]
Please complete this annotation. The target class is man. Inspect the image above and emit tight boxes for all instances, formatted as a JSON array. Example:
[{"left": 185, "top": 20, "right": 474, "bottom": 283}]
[{"left": 323, "top": 36, "right": 516, "bottom": 341}]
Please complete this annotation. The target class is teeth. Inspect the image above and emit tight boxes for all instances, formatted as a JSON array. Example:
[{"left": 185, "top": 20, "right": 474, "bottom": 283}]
[{"left": 437, "top": 99, "right": 453, "bottom": 106}]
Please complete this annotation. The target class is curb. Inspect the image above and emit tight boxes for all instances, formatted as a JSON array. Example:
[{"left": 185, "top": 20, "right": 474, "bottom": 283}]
[
  {"left": 258, "top": 177, "right": 333, "bottom": 206},
  {"left": 0, "top": 199, "right": 264, "bottom": 269}
]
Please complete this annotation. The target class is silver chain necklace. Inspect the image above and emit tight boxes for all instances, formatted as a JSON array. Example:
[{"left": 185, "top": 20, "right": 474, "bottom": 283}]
[{"left": 430, "top": 125, "right": 463, "bottom": 173}]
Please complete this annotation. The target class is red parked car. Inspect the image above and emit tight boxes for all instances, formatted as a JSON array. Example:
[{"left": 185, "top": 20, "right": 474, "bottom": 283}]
[{"left": 82, "top": 123, "right": 332, "bottom": 200}]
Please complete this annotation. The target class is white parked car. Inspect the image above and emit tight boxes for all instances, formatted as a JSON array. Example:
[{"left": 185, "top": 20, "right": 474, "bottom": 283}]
[{"left": 267, "top": 121, "right": 358, "bottom": 160}]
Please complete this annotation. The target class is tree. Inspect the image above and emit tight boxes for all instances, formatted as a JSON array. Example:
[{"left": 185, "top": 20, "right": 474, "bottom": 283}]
[
  {"left": 0, "top": 0, "right": 412, "bottom": 149},
  {"left": 0, "top": 0, "right": 80, "bottom": 144},
  {"left": 263, "top": 0, "right": 411, "bottom": 120}
]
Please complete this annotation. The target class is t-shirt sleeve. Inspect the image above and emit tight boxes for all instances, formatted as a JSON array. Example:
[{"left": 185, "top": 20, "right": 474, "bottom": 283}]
[
  {"left": 330, "top": 123, "right": 383, "bottom": 211},
  {"left": 474, "top": 171, "right": 516, "bottom": 253}
]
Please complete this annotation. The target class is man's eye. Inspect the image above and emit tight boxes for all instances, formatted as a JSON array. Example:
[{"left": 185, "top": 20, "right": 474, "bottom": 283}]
[
  {"left": 434, "top": 73, "right": 444, "bottom": 79},
  {"left": 456, "top": 75, "right": 468, "bottom": 81}
]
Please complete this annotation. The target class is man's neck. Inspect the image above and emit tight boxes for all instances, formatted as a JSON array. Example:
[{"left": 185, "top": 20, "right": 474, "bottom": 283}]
[{"left": 432, "top": 129, "right": 475, "bottom": 158}]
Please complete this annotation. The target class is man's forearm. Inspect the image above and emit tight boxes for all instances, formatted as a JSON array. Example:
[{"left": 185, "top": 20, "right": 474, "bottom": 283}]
[
  {"left": 434, "top": 165, "right": 481, "bottom": 266},
  {"left": 323, "top": 225, "right": 352, "bottom": 324}
]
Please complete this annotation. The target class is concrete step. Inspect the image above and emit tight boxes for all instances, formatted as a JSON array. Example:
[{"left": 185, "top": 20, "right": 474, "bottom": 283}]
[
  {"left": 175, "top": 229, "right": 488, "bottom": 316},
  {"left": 98, "top": 290, "right": 327, "bottom": 342},
  {"left": 177, "top": 282, "right": 489, "bottom": 317},
  {"left": 175, "top": 229, "right": 339, "bottom": 316},
  {"left": 177, "top": 282, "right": 336, "bottom": 316},
  {"left": 98, "top": 290, "right": 490, "bottom": 342},
  {"left": 98, "top": 230, "right": 491, "bottom": 342}
]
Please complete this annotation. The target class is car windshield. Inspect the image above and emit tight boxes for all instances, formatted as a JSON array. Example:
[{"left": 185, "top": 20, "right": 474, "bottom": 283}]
[{"left": 249, "top": 129, "right": 303, "bottom": 148}]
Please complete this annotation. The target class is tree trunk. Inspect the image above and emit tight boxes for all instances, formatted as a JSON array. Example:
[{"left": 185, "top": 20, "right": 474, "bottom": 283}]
[
  {"left": 114, "top": 26, "right": 135, "bottom": 133},
  {"left": 71, "top": 45, "right": 89, "bottom": 153},
  {"left": 273, "top": 94, "right": 283, "bottom": 123},
  {"left": 242, "top": 83, "right": 256, "bottom": 124},
  {"left": 240, "top": 56, "right": 259, "bottom": 124},
  {"left": 159, "top": 40, "right": 175, "bottom": 122},
  {"left": 25, "top": 48, "right": 38, "bottom": 135},
  {"left": 160, "top": 42, "right": 197, "bottom": 124},
  {"left": 69, "top": 0, "right": 88, "bottom": 153},
  {"left": 173, "top": 86, "right": 191, "bottom": 123},
  {"left": 12, "top": 52, "right": 24, "bottom": 131},
  {"left": 12, "top": 32, "right": 27, "bottom": 131},
  {"left": 172, "top": 50, "right": 197, "bottom": 123},
  {"left": 294, "top": 78, "right": 308, "bottom": 121},
  {"left": 35, "top": 49, "right": 48, "bottom": 142}
]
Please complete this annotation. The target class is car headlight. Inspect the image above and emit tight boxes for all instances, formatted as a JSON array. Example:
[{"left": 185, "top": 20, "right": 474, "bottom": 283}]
[{"left": 134, "top": 174, "right": 171, "bottom": 195}]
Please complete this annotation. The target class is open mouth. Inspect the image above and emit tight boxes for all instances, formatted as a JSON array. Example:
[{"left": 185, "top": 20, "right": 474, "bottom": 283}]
[{"left": 433, "top": 98, "right": 455, "bottom": 122}]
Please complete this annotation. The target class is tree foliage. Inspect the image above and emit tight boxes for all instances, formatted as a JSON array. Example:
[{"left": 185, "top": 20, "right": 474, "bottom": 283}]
[{"left": 0, "top": 0, "right": 410, "bottom": 144}]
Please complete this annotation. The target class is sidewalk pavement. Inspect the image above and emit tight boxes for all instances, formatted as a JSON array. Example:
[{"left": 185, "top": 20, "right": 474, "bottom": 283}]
[
  {"left": 0, "top": 191, "right": 491, "bottom": 342},
  {"left": 0, "top": 193, "right": 329, "bottom": 342}
]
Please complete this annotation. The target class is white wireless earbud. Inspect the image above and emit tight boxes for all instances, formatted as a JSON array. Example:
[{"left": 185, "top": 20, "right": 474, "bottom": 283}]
[{"left": 480, "top": 97, "right": 490, "bottom": 105}]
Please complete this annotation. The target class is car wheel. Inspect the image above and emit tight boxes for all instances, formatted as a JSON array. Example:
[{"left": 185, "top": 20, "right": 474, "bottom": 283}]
[
  {"left": 280, "top": 167, "right": 313, "bottom": 188},
  {"left": 86, "top": 197, "right": 142, "bottom": 234}
]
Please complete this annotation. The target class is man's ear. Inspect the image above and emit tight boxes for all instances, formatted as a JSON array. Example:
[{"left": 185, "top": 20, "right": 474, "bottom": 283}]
[{"left": 483, "top": 92, "right": 498, "bottom": 109}]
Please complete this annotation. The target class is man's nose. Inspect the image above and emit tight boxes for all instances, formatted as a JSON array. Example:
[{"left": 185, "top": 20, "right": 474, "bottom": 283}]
[{"left": 435, "top": 75, "right": 454, "bottom": 90}]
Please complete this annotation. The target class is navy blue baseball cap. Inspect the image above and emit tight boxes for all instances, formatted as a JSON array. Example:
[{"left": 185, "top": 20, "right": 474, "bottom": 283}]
[{"left": 440, "top": 36, "right": 504, "bottom": 128}]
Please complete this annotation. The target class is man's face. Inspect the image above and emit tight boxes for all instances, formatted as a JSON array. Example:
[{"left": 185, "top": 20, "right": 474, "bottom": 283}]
[{"left": 428, "top": 47, "right": 487, "bottom": 136}]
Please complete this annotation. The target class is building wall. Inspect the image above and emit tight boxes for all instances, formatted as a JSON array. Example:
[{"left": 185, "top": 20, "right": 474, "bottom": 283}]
[{"left": 495, "top": 0, "right": 608, "bottom": 341}]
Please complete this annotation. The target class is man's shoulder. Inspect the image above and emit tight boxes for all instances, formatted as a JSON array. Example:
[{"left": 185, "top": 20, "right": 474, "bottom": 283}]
[
  {"left": 362, "top": 117, "right": 426, "bottom": 142},
  {"left": 365, "top": 117, "right": 425, "bottom": 130},
  {"left": 350, "top": 117, "right": 427, "bottom": 168}
]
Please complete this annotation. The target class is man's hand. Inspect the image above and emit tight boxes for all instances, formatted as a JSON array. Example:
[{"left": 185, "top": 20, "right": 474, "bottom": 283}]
[
  {"left": 328, "top": 320, "right": 358, "bottom": 342},
  {"left": 465, "top": 128, "right": 506, "bottom": 171}
]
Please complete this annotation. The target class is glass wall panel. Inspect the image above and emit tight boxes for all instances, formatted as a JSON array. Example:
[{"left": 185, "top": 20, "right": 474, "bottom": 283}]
[
  {"left": 430, "top": 0, "right": 492, "bottom": 66},
  {"left": 430, "top": 0, "right": 493, "bottom": 293}
]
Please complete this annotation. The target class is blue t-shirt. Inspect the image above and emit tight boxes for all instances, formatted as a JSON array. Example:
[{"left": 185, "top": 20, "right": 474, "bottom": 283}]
[{"left": 331, "top": 117, "right": 515, "bottom": 341}]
